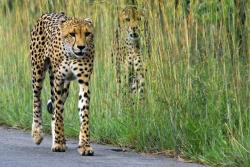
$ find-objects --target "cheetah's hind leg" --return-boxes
[47,81,70,114]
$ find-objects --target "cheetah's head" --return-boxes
[119,6,144,42]
[61,18,94,58]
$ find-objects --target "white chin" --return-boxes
[128,36,139,41]
[74,52,89,58]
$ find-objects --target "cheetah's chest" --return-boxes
[57,61,74,81]
[57,57,93,81]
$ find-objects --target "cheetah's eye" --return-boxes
[125,18,130,22]
[69,32,76,37]
[85,32,91,37]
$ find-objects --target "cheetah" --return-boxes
[112,6,149,97]
[30,12,94,155]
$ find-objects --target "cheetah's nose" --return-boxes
[130,33,139,38]
[77,45,86,50]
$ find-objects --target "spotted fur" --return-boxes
[30,12,94,155]
[112,6,148,96]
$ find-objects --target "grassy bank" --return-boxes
[0,0,249,166]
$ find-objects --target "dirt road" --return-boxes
[0,126,204,167]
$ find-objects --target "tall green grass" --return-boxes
[0,0,249,166]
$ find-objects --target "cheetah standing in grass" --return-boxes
[112,6,150,97]
[30,12,94,155]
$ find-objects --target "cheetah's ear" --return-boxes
[84,18,93,26]
[139,8,145,19]
[59,12,67,23]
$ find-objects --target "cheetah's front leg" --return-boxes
[77,78,94,156]
[31,65,46,145]
[51,78,66,152]
[132,56,145,97]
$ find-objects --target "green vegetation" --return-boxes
[0,0,249,166]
